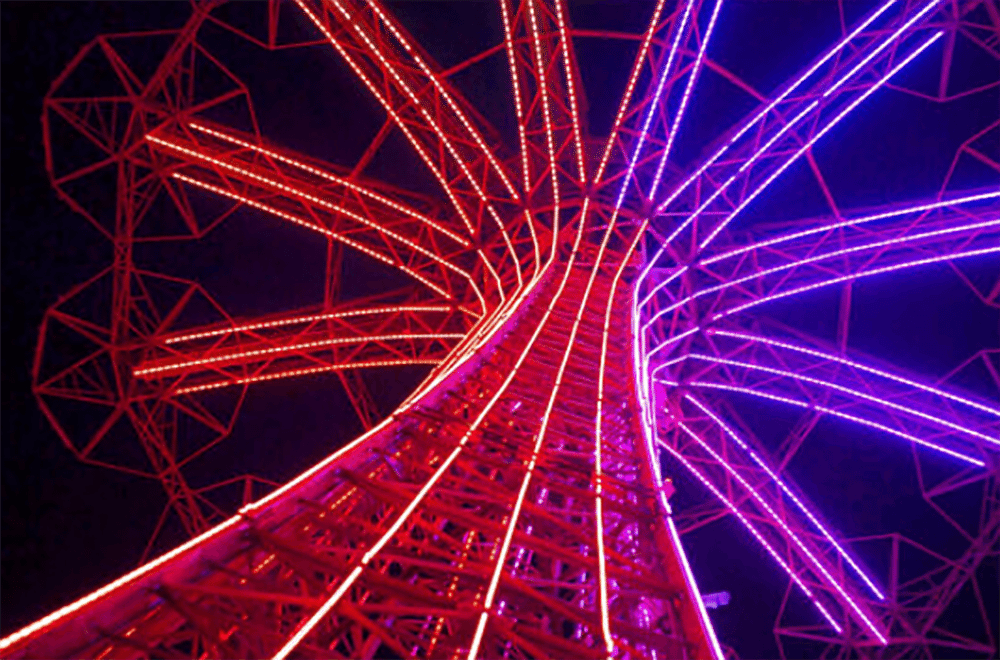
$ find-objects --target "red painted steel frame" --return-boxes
[6,0,998,658]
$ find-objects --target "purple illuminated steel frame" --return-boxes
[633,0,1000,656]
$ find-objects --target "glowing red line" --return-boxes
[551,0,586,182]
[136,333,464,377]
[594,0,669,184]
[1,268,571,653]
[526,0,562,264]
[360,0,521,201]
[290,0,475,245]
[466,192,595,657]
[175,359,441,395]
[163,305,457,345]
[0,517,244,652]
[314,0,524,291]
[497,0,542,275]
[186,122,472,246]
[169,173,452,300]
[150,135,484,309]
[275,202,591,660]
[595,223,659,655]
[499,0,531,194]
[397,253,559,415]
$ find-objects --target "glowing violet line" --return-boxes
[641,16,949,308]
[649,0,729,200]
[672,417,887,642]
[643,215,1000,331]
[658,423,845,634]
[631,309,724,660]
[646,116,998,317]
[642,327,695,397]
[665,514,728,659]
[649,354,688,380]
[628,243,724,659]
[637,0,901,288]
[637,97,821,311]
[701,190,1000,266]
[685,395,886,600]
[685,354,999,446]
[687,381,987,467]
[710,329,1000,419]
[820,0,943,100]
[612,0,702,215]
[696,31,945,250]
[715,245,1000,319]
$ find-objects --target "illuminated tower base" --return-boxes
[1,252,720,659]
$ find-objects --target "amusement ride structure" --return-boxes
[2,0,999,657]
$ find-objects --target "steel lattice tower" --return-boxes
[3,0,998,658]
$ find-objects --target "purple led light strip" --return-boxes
[646,326,700,361]
[685,381,987,467]
[710,329,1000,419]
[684,353,998,446]
[658,420,846,635]
[637,21,946,310]
[643,214,1000,331]
[819,0,943,100]
[664,512,728,660]
[612,0,704,215]
[695,30,945,250]
[701,190,1000,266]
[636,0,910,289]
[637,97,821,310]
[714,245,1000,319]
[612,11,724,660]
[685,394,886,600]
[672,410,887,641]
[646,0,726,201]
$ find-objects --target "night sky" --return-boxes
[2,1,998,658]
